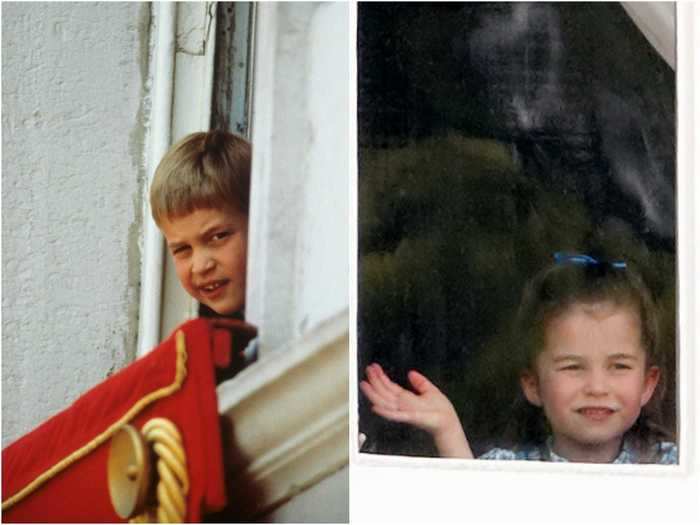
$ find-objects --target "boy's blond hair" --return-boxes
[150,130,251,225]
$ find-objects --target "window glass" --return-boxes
[358,2,676,457]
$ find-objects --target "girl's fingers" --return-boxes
[374,365,405,396]
[407,369,438,395]
[360,380,396,410]
[362,377,422,414]
[366,364,397,399]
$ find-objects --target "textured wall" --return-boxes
[2,3,150,444]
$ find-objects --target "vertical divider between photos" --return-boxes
[348,0,361,466]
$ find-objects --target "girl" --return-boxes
[360,253,678,463]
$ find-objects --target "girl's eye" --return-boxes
[612,363,632,370]
[559,364,582,371]
[172,246,190,256]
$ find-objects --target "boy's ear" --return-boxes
[641,365,661,407]
[520,369,542,407]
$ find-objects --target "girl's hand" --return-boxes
[360,363,474,458]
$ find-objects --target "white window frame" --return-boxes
[351,3,700,523]
[140,3,350,521]
[138,1,216,356]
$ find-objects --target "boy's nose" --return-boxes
[192,252,215,274]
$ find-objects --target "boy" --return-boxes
[3,130,255,521]
[150,130,251,317]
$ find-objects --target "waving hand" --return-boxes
[360,363,474,458]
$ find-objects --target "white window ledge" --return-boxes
[216,309,349,519]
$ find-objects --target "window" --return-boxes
[354,3,699,522]
[357,1,678,460]
[151,3,350,521]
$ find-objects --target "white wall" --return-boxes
[1,2,151,444]
[296,2,350,339]
[241,3,350,521]
[262,466,349,523]
[247,2,349,354]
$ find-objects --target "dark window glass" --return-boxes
[358,2,676,458]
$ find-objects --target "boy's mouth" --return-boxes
[199,279,229,294]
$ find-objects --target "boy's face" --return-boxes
[160,207,248,316]
[520,301,660,462]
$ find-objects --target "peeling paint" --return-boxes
[175,2,210,55]
[124,2,154,363]
[124,207,144,363]
[136,4,152,96]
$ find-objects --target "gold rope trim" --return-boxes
[2,331,188,512]
[130,418,189,523]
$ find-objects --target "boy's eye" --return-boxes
[211,231,231,242]
[172,246,190,256]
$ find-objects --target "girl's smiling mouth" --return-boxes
[576,407,617,421]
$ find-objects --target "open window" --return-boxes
[146,3,349,521]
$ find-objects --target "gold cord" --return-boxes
[130,418,189,523]
[2,331,188,512]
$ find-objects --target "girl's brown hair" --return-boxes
[150,130,251,225]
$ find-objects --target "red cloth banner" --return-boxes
[2,318,256,523]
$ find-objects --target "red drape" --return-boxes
[2,318,255,523]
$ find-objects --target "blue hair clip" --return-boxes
[553,252,627,269]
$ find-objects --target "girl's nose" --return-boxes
[583,369,610,396]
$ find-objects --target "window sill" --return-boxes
[216,310,348,519]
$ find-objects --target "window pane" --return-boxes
[358,2,676,458]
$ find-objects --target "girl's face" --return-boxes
[520,301,660,463]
